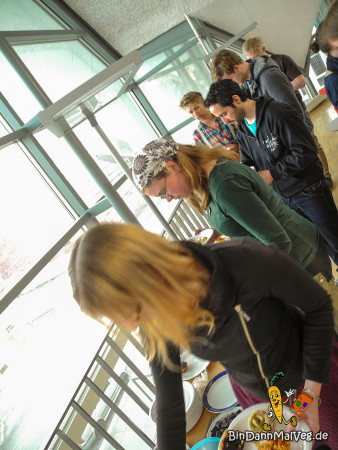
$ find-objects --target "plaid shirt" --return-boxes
[193,117,237,147]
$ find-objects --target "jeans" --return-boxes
[282,177,338,271]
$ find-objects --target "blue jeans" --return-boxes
[282,177,338,271]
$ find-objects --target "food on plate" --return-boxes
[248,409,268,432]
[218,429,245,449]
[197,236,208,245]
[255,439,290,449]
[181,361,188,373]
[215,236,231,243]
[210,409,242,438]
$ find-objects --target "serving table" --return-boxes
[185,361,226,447]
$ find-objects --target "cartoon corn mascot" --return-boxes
[263,372,297,431]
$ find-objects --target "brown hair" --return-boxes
[242,36,265,58]
[323,0,338,44]
[145,144,240,214]
[210,49,244,81]
[180,91,204,109]
[69,223,214,368]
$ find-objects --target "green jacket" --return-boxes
[207,159,318,268]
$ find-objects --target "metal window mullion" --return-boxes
[167,116,194,135]
[105,336,155,393]
[184,14,209,56]
[170,220,186,240]
[180,201,200,227]
[55,429,82,450]
[177,209,195,232]
[203,22,258,62]
[0,212,91,313]
[120,329,145,356]
[71,401,124,450]
[0,94,90,218]
[85,377,154,448]
[173,213,191,237]
[181,201,209,228]
[94,357,150,414]
[0,33,51,108]
[130,86,168,137]
[3,30,83,44]
[134,38,197,84]
[64,131,140,225]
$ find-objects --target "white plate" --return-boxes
[149,381,202,433]
[206,405,243,438]
[228,402,312,449]
[188,228,214,245]
[181,351,210,381]
[202,370,238,413]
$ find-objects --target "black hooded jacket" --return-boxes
[237,95,324,198]
[150,239,333,450]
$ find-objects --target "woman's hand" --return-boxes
[194,228,221,244]
[287,381,321,438]
[226,143,240,153]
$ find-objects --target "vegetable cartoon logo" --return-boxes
[263,372,298,431]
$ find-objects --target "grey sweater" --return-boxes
[243,56,313,133]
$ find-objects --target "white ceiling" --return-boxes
[63,0,321,68]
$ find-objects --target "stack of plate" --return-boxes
[202,370,238,413]
[149,381,203,432]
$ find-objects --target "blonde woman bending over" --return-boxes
[69,223,338,449]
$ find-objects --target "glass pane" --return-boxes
[135,42,188,79]
[0,0,64,31]
[0,52,43,122]
[95,93,159,166]
[0,246,107,450]
[36,129,104,206]
[138,42,211,130]
[117,178,176,234]
[0,144,74,298]
[172,120,198,145]
[14,41,106,102]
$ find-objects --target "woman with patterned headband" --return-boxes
[132,138,333,281]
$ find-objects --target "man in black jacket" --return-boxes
[204,79,338,276]
[242,36,333,190]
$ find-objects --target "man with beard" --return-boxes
[204,79,338,279]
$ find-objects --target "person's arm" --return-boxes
[261,68,309,125]
[291,73,306,91]
[266,105,320,181]
[213,176,293,255]
[150,347,187,450]
[275,54,305,91]
[237,130,257,168]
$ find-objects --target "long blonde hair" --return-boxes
[69,223,214,368]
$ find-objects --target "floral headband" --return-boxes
[132,139,179,191]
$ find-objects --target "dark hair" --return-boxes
[204,79,248,109]
[310,22,330,54]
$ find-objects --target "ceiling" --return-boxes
[63,0,321,68]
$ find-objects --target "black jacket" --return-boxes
[237,95,324,198]
[151,239,333,450]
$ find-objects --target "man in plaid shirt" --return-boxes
[180,91,240,159]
